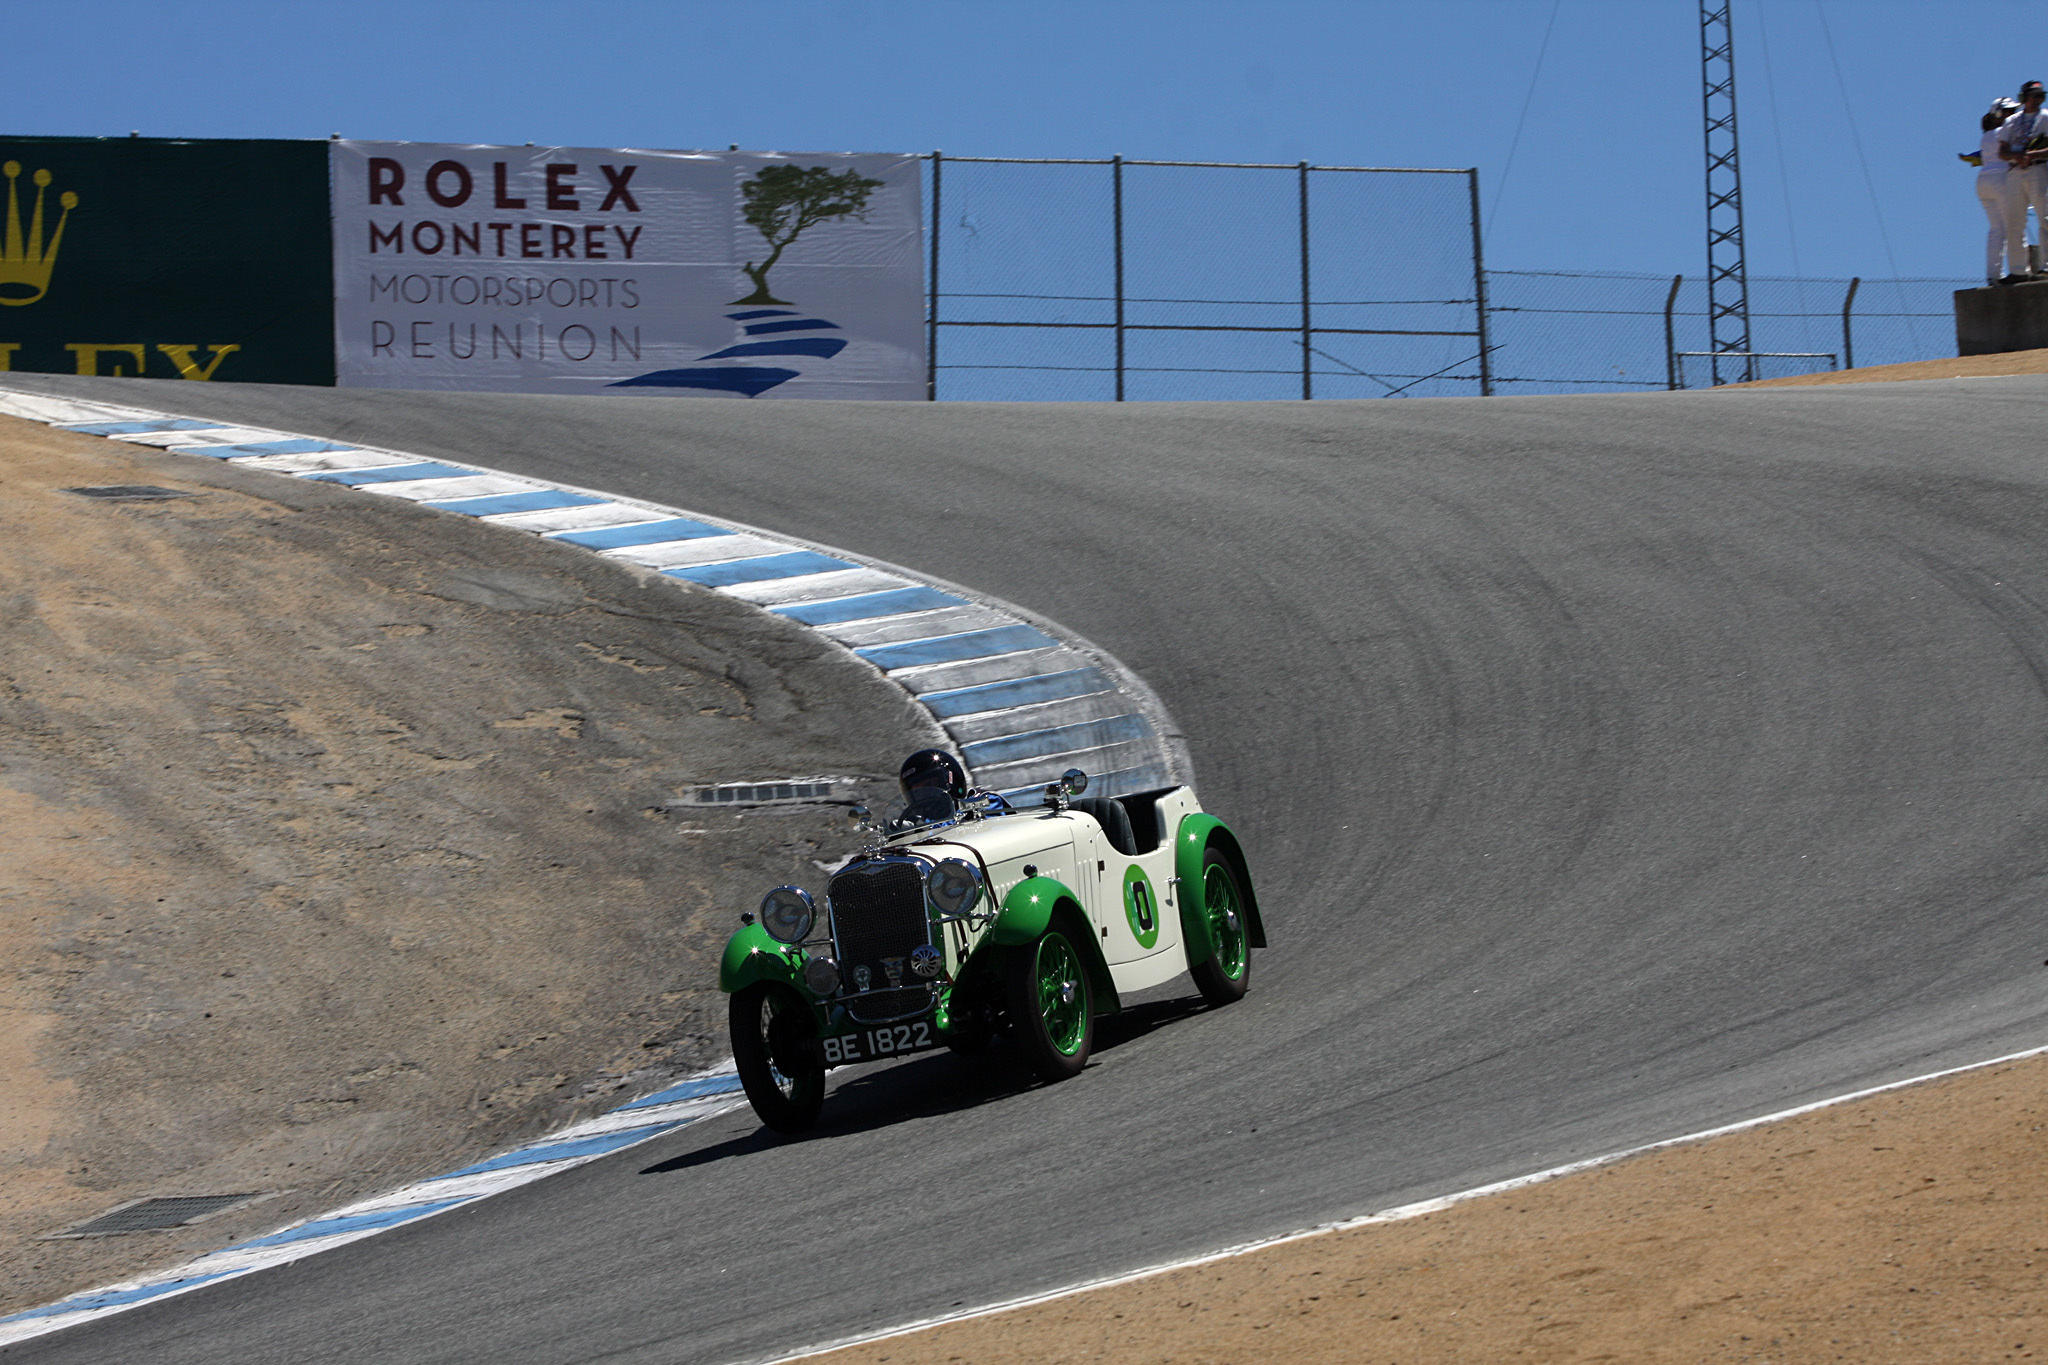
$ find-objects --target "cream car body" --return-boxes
[720,775,1264,1132]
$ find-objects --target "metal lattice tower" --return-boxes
[1700,1,1753,385]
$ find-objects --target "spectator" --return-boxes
[2000,81,2048,283]
[1976,97,2024,284]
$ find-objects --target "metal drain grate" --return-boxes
[49,1193,269,1238]
[62,485,196,501]
[690,779,840,807]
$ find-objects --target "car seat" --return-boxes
[1117,792,1166,855]
[1072,797,1138,856]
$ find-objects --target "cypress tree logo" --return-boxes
[611,163,889,397]
[732,165,885,306]
[0,161,78,307]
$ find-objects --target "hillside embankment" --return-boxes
[0,417,936,1314]
[807,1051,2047,1364]
[1726,345,2048,387]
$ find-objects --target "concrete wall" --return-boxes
[1955,281,2048,355]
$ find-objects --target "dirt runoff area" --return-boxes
[1725,346,2048,388]
[0,416,938,1315]
[806,1052,2046,1365]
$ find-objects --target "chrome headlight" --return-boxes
[925,858,983,917]
[760,886,816,944]
[803,955,841,995]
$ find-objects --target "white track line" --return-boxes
[750,1039,2048,1365]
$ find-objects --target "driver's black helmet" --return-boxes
[899,748,969,801]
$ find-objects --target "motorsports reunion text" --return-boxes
[332,142,927,398]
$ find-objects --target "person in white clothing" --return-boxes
[1977,97,2024,284]
[2000,81,2048,282]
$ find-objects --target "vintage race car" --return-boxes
[718,756,1265,1133]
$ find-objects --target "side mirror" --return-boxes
[1044,769,1089,812]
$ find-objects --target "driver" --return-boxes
[893,749,1007,829]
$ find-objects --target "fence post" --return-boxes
[1664,273,1684,390]
[926,151,941,401]
[1467,168,1492,396]
[1841,276,1859,372]
[1298,161,1312,400]
[1114,155,1126,402]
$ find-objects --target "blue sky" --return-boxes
[11,1,2019,281]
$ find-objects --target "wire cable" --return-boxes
[1485,0,1565,247]
[1753,1,1816,354]
[1811,0,1921,349]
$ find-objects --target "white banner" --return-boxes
[330,141,925,399]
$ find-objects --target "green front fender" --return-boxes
[1175,813,1267,969]
[986,875,1120,1014]
[719,921,806,995]
[989,874,1071,946]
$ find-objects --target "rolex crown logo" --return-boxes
[0,161,78,307]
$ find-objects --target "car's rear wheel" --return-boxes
[1189,846,1252,1006]
[730,982,825,1133]
[1005,923,1093,1082]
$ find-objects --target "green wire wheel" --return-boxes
[1006,923,1094,1081]
[1191,846,1252,1006]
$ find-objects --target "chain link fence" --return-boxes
[1486,270,1963,393]
[917,155,1969,400]
[923,155,1489,401]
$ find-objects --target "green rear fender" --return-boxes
[1175,814,1267,968]
[988,875,1120,1015]
[719,921,806,995]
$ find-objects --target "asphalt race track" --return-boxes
[9,374,2048,1363]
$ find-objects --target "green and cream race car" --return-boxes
[718,749,1265,1133]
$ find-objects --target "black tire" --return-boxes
[1189,846,1253,1007]
[944,985,996,1056]
[1004,922,1094,1082]
[729,982,825,1134]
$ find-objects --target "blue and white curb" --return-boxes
[0,384,1186,1342]
[0,387,1185,801]
[0,1069,748,1345]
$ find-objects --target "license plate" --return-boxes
[821,1019,936,1068]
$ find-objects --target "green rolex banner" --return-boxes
[0,136,334,385]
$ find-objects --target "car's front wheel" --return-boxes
[944,984,997,1056]
[1005,923,1094,1082]
[729,982,825,1133]
[1189,846,1252,1006]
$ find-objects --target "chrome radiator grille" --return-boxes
[828,860,934,1022]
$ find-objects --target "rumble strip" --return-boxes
[0,387,1187,802]
[0,1070,749,1345]
[0,383,1191,1345]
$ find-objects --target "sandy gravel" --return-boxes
[0,417,937,1314]
[1724,346,2048,387]
[803,1052,2045,1364]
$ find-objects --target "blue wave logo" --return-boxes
[609,310,846,398]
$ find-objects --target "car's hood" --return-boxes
[894,809,1083,871]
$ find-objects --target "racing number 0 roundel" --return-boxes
[1123,865,1161,950]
